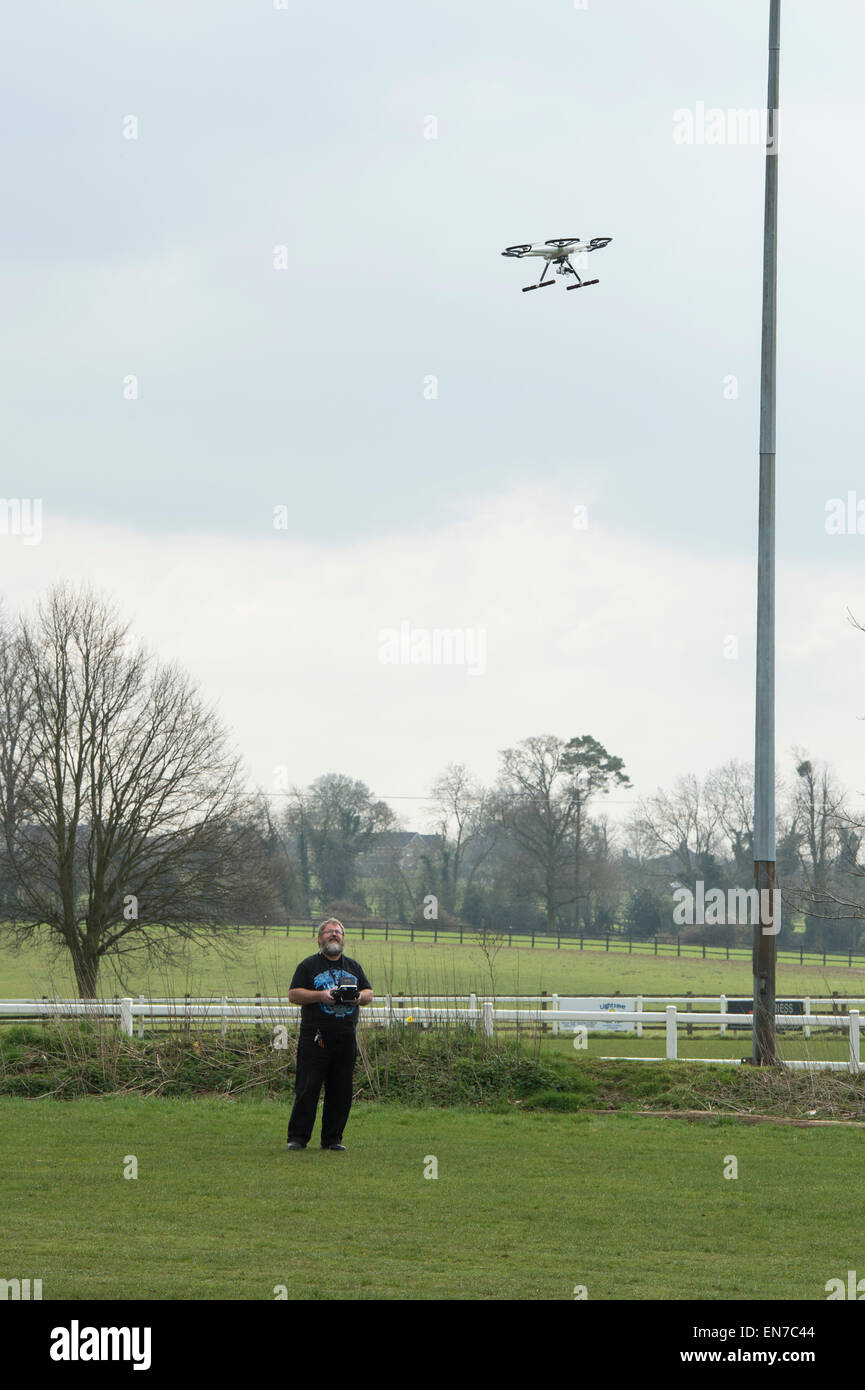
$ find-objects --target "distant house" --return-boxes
[355,831,442,878]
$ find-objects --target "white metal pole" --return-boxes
[753,0,781,1066]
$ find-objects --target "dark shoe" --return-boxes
[322,1143,346,1151]
[285,1141,306,1150]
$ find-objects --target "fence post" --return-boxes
[469,992,477,1030]
[557,933,561,949]
[531,929,535,948]
[434,926,437,944]
[541,990,548,1033]
[686,992,693,1036]
[720,994,727,1038]
[411,925,414,943]
[850,1009,861,1075]
[666,1006,677,1061]
[805,996,811,1041]
[580,935,584,951]
[677,935,681,957]
[460,925,463,945]
[552,994,560,1036]
[362,923,365,941]
[386,923,389,941]
[654,936,658,957]
[482,1001,494,1039]
[138,994,145,1040]
[629,932,632,954]
[636,995,643,1039]
[385,993,392,1029]
[221,996,227,1038]
[120,998,134,1038]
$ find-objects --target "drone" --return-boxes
[501,236,612,293]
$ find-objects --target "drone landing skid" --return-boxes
[566,279,600,291]
[522,281,555,292]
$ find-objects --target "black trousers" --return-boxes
[287,1033,357,1147]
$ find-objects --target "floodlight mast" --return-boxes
[753,0,781,1066]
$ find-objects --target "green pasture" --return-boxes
[4,930,865,1067]
[3,929,865,1002]
[1,1095,863,1300]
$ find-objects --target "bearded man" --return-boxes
[285,918,373,1151]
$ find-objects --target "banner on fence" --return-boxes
[559,998,636,1034]
[726,998,805,1029]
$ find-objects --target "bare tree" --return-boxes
[286,773,395,906]
[705,760,754,881]
[579,815,623,931]
[0,610,32,916]
[784,753,850,949]
[423,764,499,917]
[493,735,584,933]
[561,734,630,930]
[631,773,722,889]
[1,586,277,997]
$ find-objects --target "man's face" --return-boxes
[320,923,344,957]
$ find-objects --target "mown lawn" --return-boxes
[1,1096,863,1300]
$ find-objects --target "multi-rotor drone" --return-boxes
[501,236,612,292]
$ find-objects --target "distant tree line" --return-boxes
[2,584,865,997]
[267,746,865,958]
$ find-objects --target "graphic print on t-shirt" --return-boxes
[314,966,359,1018]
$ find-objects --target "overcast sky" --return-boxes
[2,0,865,831]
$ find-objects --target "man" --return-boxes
[285,918,373,1151]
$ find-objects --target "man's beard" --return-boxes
[323,940,342,956]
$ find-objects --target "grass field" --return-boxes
[4,929,865,1001]
[1,1095,861,1301]
[4,933,865,1304]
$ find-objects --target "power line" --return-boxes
[249,789,639,804]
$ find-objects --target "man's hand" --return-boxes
[288,987,336,1005]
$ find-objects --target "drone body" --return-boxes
[501,236,612,292]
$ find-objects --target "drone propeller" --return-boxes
[502,244,533,257]
[587,237,612,250]
[544,238,580,248]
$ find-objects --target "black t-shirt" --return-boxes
[290,953,372,1039]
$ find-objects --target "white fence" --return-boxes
[1,995,863,1072]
